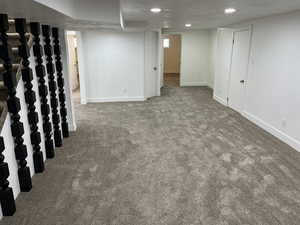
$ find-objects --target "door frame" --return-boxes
[157,29,163,95]
[227,25,253,113]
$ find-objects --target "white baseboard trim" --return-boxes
[69,122,77,132]
[207,84,214,90]
[80,99,87,105]
[87,96,146,103]
[180,82,208,87]
[242,111,300,152]
[213,95,227,106]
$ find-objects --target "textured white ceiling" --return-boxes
[34,0,121,24]
[0,0,71,25]
[121,0,300,29]
[1,0,300,30]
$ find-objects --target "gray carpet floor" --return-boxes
[1,84,300,225]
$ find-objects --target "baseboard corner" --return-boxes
[213,95,227,106]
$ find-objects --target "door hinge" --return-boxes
[227,97,229,103]
[233,39,235,45]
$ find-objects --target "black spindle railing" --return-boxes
[15,18,44,173]
[0,136,16,216]
[52,27,69,138]
[0,14,32,192]
[30,22,55,158]
[41,25,62,147]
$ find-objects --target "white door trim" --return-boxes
[75,31,88,105]
[157,29,163,96]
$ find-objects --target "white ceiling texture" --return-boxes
[1,0,300,30]
[121,0,300,30]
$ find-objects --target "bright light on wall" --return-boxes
[163,38,170,48]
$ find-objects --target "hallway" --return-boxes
[1,85,300,225]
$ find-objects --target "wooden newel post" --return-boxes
[41,25,62,147]
[0,136,16,216]
[0,14,32,192]
[52,27,69,138]
[15,18,44,173]
[30,22,55,158]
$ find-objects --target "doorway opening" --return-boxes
[66,31,81,102]
[163,34,181,87]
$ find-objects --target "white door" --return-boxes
[214,28,234,102]
[228,29,251,112]
[145,31,159,98]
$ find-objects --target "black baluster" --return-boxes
[52,27,69,138]
[30,22,55,159]
[15,18,44,173]
[41,25,62,147]
[0,14,32,192]
[0,137,16,216]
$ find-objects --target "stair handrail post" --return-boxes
[0,136,16,216]
[30,22,55,158]
[0,14,32,192]
[52,27,69,138]
[41,25,62,147]
[15,18,45,173]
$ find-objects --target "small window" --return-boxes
[163,38,170,48]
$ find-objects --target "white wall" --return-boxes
[180,30,211,86]
[208,30,218,89]
[214,11,300,151]
[78,30,146,102]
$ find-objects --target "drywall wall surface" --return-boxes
[208,29,218,89]
[79,30,145,102]
[180,30,211,86]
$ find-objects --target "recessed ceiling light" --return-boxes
[225,8,236,14]
[185,23,192,27]
[150,8,162,13]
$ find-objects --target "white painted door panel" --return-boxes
[145,31,159,98]
[228,29,251,112]
[214,29,234,103]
